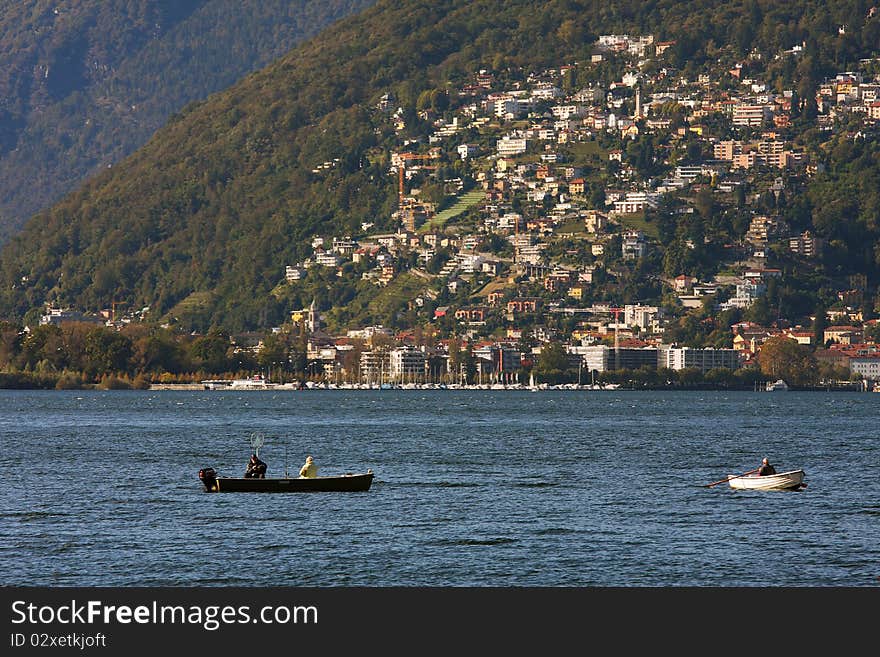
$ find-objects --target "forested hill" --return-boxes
[0,0,879,332]
[0,0,375,244]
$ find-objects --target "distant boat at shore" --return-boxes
[766,379,789,391]
[230,375,275,390]
[202,375,295,390]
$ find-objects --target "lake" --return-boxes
[1,389,877,586]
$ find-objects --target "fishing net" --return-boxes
[249,432,266,456]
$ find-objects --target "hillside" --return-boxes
[0,0,879,336]
[0,0,375,244]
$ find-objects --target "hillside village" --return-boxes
[264,31,880,386]
[15,28,880,388]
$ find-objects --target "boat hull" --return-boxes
[200,471,373,492]
[728,469,805,491]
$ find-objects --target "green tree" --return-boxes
[535,342,568,378]
[734,366,765,389]
[134,331,186,375]
[190,331,232,374]
[447,335,462,383]
[20,324,65,371]
[705,367,736,388]
[757,336,818,386]
[83,328,134,378]
[677,367,704,387]
[812,304,828,348]
[257,333,290,370]
[0,320,22,369]
[463,343,477,384]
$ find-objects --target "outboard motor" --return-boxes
[198,467,218,492]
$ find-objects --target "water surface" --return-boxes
[1,389,877,586]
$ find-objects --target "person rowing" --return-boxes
[757,457,776,476]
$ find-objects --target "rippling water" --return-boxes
[1,389,877,586]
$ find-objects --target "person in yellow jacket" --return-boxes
[299,455,318,478]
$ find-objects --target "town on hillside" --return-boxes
[9,28,880,390]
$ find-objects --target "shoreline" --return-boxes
[0,381,871,392]
[145,383,869,392]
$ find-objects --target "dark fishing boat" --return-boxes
[198,467,374,492]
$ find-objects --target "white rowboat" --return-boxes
[728,469,806,491]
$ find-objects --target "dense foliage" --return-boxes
[0,0,375,243]
[0,317,289,387]
[0,0,878,333]
[0,317,818,389]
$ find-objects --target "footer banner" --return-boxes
[1,587,873,651]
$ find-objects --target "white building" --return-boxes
[497,212,522,231]
[732,104,770,127]
[347,325,393,340]
[660,346,742,372]
[496,136,528,157]
[850,355,880,381]
[332,237,357,255]
[39,307,104,326]
[458,143,479,159]
[456,254,485,274]
[492,95,532,119]
[611,192,659,215]
[389,346,427,381]
[551,104,588,120]
[624,304,664,332]
[621,231,648,259]
[315,252,341,267]
[622,71,640,87]
[531,84,563,100]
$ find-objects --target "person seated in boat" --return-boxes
[757,457,776,476]
[244,453,267,478]
[299,455,318,478]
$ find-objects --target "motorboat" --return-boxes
[229,375,275,390]
[199,467,374,492]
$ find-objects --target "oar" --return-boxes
[703,468,760,488]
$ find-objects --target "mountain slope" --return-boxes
[0,0,878,332]
[0,0,375,244]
